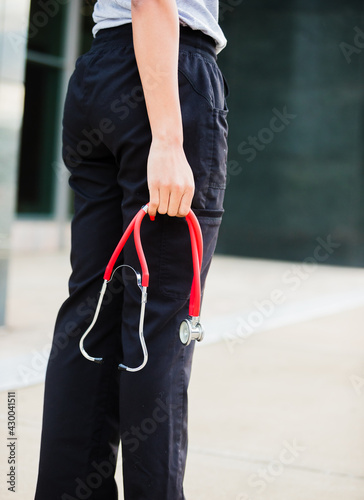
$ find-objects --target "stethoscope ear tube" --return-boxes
[104,205,149,286]
[79,204,204,370]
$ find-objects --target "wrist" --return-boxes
[151,131,183,148]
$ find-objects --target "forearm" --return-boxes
[131,0,182,144]
[131,0,194,218]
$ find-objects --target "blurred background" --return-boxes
[1,1,364,499]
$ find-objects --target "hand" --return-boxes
[147,137,195,218]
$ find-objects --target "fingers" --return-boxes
[148,183,159,219]
[167,184,183,217]
[156,185,171,215]
[146,141,195,218]
[177,188,194,217]
[148,185,194,218]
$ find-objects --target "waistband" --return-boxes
[93,23,217,62]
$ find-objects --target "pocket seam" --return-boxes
[178,67,213,109]
[178,51,228,113]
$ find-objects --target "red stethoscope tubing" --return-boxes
[103,204,203,317]
[103,209,149,284]
[186,211,203,317]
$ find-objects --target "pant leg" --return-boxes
[34,50,126,500]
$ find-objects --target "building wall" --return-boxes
[0,0,30,323]
[217,0,364,266]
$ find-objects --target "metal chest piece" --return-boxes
[179,316,204,346]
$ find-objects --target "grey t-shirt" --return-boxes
[92,0,227,53]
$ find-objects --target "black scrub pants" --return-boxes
[34,23,228,500]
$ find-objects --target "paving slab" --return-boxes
[186,307,364,499]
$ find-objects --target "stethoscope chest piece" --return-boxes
[179,317,204,346]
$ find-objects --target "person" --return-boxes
[34,1,228,499]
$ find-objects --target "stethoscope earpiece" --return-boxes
[79,204,204,372]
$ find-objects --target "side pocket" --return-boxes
[177,50,228,209]
[194,209,224,295]
[158,210,224,300]
[200,108,228,212]
[209,108,228,190]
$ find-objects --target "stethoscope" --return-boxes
[79,204,204,372]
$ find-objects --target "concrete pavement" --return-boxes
[0,249,364,499]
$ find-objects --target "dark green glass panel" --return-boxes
[217,0,364,266]
[27,0,67,57]
[17,1,92,215]
[17,61,61,214]
[80,1,95,54]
